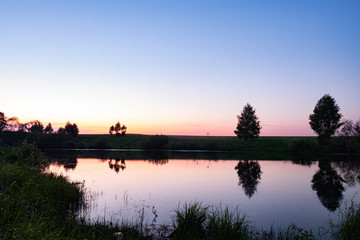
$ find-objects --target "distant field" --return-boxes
[1,131,359,154]
[74,134,318,152]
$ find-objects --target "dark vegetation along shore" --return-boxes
[1,132,360,156]
[0,141,360,239]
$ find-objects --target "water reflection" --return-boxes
[44,150,360,215]
[235,160,262,198]
[311,161,345,211]
[144,151,169,165]
[291,153,315,167]
[47,155,78,170]
[109,159,126,173]
[332,160,360,187]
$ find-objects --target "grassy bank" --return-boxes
[0,143,143,240]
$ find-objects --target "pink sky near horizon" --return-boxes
[24,119,314,136]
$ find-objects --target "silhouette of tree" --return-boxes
[0,112,19,132]
[121,124,127,136]
[355,121,360,136]
[0,112,6,132]
[57,127,66,135]
[309,94,342,144]
[109,125,115,135]
[28,120,44,133]
[18,123,29,132]
[44,123,54,134]
[235,160,262,198]
[113,121,127,136]
[234,103,261,140]
[114,121,121,136]
[65,121,79,137]
[311,162,345,211]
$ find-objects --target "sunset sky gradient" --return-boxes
[1,0,359,136]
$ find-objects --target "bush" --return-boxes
[4,141,46,169]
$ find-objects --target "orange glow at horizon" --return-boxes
[14,116,315,136]
[78,123,315,136]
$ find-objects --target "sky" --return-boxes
[1,0,359,136]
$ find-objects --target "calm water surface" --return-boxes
[46,151,360,234]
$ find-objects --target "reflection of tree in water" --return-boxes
[145,151,169,165]
[48,156,78,170]
[332,160,360,187]
[63,157,78,170]
[291,153,315,167]
[147,159,169,165]
[235,160,262,198]
[311,162,345,211]
[108,159,126,173]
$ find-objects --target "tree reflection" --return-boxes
[63,156,78,170]
[332,160,360,187]
[147,159,169,165]
[108,159,126,173]
[311,162,345,211]
[291,152,315,167]
[235,160,262,198]
[48,156,78,170]
[145,151,169,165]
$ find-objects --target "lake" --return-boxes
[45,150,360,236]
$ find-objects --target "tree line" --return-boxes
[0,113,79,137]
[234,94,360,144]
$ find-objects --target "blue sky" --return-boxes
[1,0,359,135]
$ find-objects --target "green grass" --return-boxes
[174,202,209,239]
[0,143,144,240]
[207,205,250,240]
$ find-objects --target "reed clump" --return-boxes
[329,201,360,240]
[173,202,209,239]
[172,202,318,240]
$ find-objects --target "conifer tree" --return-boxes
[234,103,261,140]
